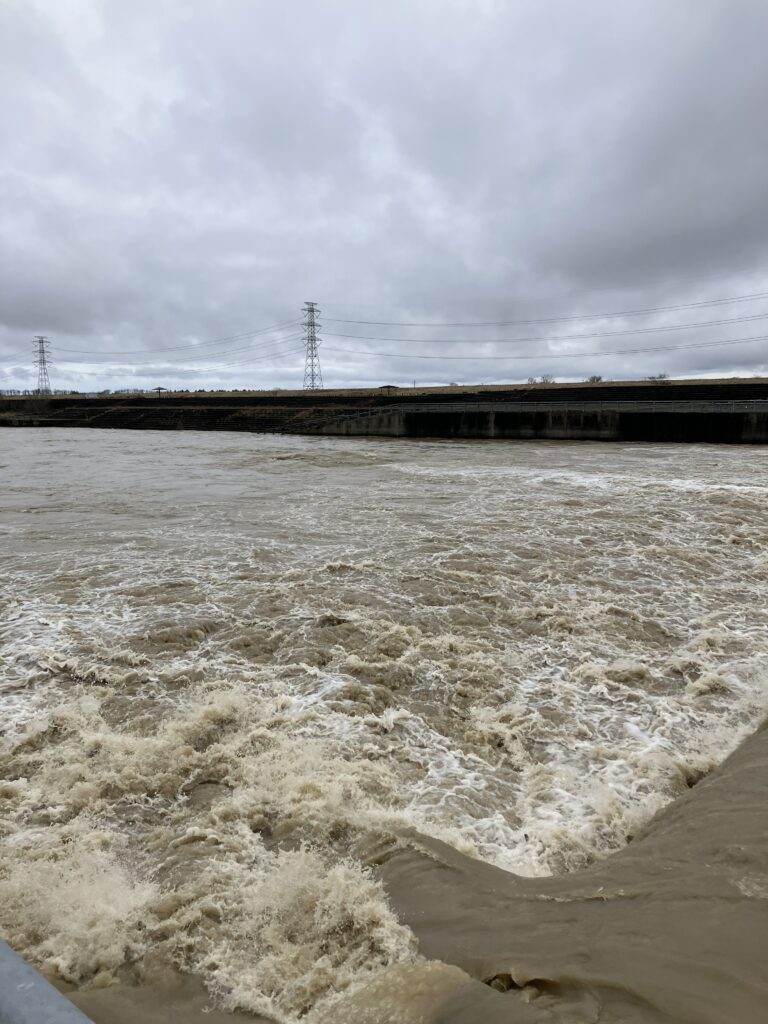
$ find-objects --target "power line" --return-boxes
[321,310,768,346]
[324,289,768,327]
[55,332,304,368]
[3,349,34,362]
[322,332,768,361]
[54,345,306,379]
[134,332,304,365]
[6,289,768,388]
[53,317,302,356]
[57,341,304,375]
[210,344,305,370]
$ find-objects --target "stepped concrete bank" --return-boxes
[2,379,768,442]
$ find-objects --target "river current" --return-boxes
[1,429,767,1021]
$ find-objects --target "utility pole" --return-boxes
[33,336,52,395]
[302,301,323,390]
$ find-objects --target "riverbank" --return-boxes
[2,378,767,442]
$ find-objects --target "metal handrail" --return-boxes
[0,939,94,1023]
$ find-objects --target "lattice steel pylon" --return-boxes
[33,335,52,395]
[302,301,323,390]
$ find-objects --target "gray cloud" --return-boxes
[2,0,767,392]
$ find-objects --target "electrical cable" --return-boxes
[53,317,302,356]
[55,341,305,378]
[322,311,768,346]
[324,289,768,327]
[322,333,768,361]
[56,335,304,370]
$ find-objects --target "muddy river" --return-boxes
[1,429,766,1022]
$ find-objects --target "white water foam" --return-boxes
[1,430,767,1019]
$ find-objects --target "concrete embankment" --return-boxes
[343,719,768,1024]
[2,379,767,442]
[316,402,768,443]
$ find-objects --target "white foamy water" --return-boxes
[1,429,767,1020]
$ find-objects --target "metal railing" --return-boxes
[0,940,93,1023]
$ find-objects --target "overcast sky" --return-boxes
[2,0,768,392]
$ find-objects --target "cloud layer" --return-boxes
[2,0,768,391]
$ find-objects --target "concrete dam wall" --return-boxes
[316,402,768,444]
[2,386,767,443]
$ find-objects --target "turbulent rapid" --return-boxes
[1,429,767,1022]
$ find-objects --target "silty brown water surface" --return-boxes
[0,429,766,1021]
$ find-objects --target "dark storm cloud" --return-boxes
[1,0,767,392]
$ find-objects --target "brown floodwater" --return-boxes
[1,428,766,1022]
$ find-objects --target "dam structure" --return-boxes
[2,378,768,443]
[303,397,768,443]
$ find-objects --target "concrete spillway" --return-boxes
[309,400,768,444]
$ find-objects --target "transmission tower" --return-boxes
[33,336,52,395]
[302,301,323,390]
